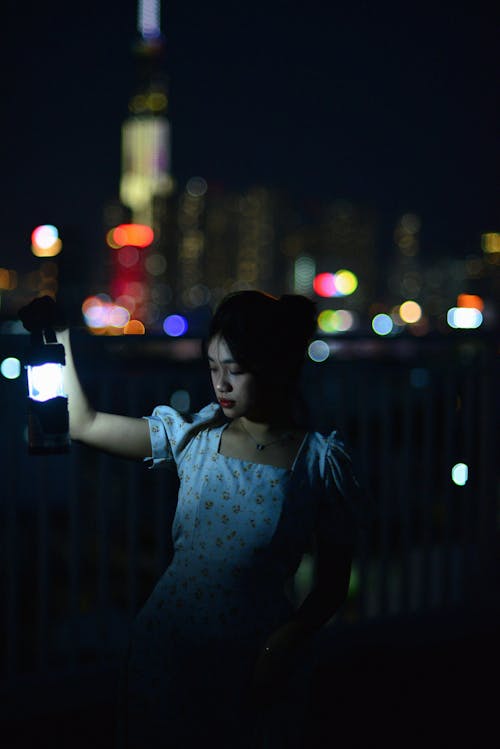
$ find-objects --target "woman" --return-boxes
[20,291,362,748]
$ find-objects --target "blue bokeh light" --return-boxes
[163,314,188,337]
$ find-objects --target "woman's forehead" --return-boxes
[207,335,235,362]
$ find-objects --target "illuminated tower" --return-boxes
[120,1,173,226]
[101,1,176,332]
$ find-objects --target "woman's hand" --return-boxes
[250,620,308,707]
[18,295,66,333]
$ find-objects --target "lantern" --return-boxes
[25,327,69,454]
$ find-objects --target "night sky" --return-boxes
[2,0,497,271]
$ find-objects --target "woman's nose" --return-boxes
[216,374,231,392]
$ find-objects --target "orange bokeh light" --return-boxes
[111,224,154,249]
[457,294,484,311]
[124,320,146,335]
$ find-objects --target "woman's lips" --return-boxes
[219,399,235,408]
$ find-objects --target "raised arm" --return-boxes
[55,328,151,460]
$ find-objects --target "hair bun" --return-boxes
[278,294,317,342]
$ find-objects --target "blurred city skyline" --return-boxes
[2,0,496,269]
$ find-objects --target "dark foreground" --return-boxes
[2,603,498,748]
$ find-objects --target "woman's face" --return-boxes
[207,335,259,418]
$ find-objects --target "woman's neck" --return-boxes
[237,402,297,438]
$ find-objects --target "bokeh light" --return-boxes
[124,320,146,335]
[117,246,140,268]
[318,309,354,333]
[334,269,358,296]
[31,225,62,257]
[451,463,468,486]
[294,256,316,294]
[1,357,21,379]
[108,306,131,328]
[82,296,109,328]
[145,253,167,275]
[81,296,133,332]
[447,307,483,329]
[308,340,330,362]
[0,268,17,290]
[111,224,154,248]
[372,313,393,336]
[457,294,484,311]
[163,315,188,337]
[313,273,337,297]
[186,177,208,197]
[115,294,136,313]
[399,300,422,324]
[400,213,421,233]
[318,310,337,333]
[170,389,191,413]
[481,232,500,254]
[106,229,120,249]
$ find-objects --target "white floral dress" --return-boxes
[120,403,360,748]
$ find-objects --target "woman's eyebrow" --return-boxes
[207,355,237,364]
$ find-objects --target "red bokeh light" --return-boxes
[313,273,337,297]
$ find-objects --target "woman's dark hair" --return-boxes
[206,290,317,385]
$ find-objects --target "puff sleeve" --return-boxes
[318,431,365,545]
[143,402,223,469]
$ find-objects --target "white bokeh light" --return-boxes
[451,463,468,486]
[1,357,21,379]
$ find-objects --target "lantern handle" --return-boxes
[43,327,57,344]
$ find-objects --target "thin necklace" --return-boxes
[238,419,294,451]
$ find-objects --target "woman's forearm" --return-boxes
[54,329,151,458]
[55,328,97,440]
[291,583,348,637]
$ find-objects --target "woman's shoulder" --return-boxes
[145,402,225,467]
[149,401,226,441]
[151,401,221,426]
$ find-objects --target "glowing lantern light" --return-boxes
[451,463,468,486]
[31,225,62,257]
[24,328,69,454]
[399,300,422,324]
[313,273,337,297]
[447,308,483,329]
[457,294,484,312]
[334,270,358,296]
[372,314,393,336]
[111,224,154,248]
[163,315,188,337]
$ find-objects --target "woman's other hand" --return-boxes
[250,620,307,707]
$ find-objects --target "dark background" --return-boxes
[2,0,497,271]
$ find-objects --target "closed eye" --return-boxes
[209,366,244,375]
